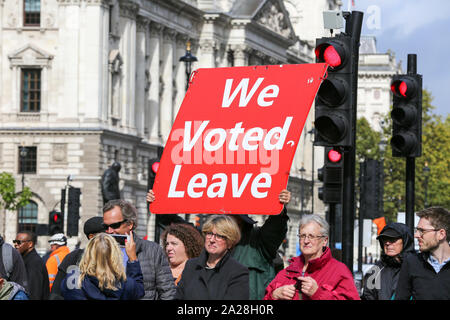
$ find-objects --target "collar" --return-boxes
[287,247,332,274]
[196,249,232,271]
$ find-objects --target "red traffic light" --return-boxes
[151,161,160,173]
[390,78,417,98]
[53,214,59,222]
[315,41,347,68]
[327,149,342,163]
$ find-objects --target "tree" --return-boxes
[0,172,32,236]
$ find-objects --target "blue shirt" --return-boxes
[121,247,129,269]
[427,254,450,273]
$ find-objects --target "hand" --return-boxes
[278,189,291,205]
[125,231,137,262]
[297,276,318,297]
[271,284,296,300]
[146,189,155,203]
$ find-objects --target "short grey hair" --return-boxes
[102,199,138,230]
[298,214,329,238]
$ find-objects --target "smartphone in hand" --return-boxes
[111,234,127,247]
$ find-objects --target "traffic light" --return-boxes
[67,187,81,237]
[361,159,383,219]
[318,147,343,203]
[194,215,204,229]
[314,34,356,147]
[147,158,160,191]
[390,74,422,157]
[49,211,63,235]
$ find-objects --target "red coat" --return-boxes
[264,247,360,300]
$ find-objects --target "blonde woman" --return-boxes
[175,215,249,300]
[61,232,144,300]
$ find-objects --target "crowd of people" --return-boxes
[0,193,448,300]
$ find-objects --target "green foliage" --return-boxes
[356,89,450,222]
[0,172,32,211]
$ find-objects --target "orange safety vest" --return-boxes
[46,245,70,291]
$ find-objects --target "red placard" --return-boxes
[150,63,327,215]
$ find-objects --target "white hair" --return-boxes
[298,214,329,237]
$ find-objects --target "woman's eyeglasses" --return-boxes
[297,234,325,241]
[204,231,227,241]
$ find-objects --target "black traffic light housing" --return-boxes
[360,159,383,219]
[390,74,422,157]
[318,147,343,203]
[67,187,81,237]
[49,210,64,235]
[147,158,160,191]
[314,34,356,147]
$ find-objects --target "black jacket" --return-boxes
[395,251,450,300]
[361,223,415,300]
[176,249,249,300]
[0,236,28,290]
[22,249,50,300]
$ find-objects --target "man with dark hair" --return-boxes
[0,235,28,291]
[103,199,176,300]
[49,216,106,299]
[14,230,49,300]
[396,207,450,300]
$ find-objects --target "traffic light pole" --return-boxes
[405,54,417,236]
[341,11,363,272]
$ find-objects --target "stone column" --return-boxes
[147,22,162,144]
[198,39,216,68]
[233,44,248,67]
[135,16,149,138]
[174,34,188,119]
[160,27,176,142]
[118,1,138,132]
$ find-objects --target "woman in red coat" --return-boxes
[264,214,360,300]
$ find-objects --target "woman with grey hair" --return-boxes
[175,215,249,300]
[264,214,360,300]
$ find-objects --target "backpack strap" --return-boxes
[2,243,14,280]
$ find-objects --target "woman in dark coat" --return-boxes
[61,232,144,300]
[176,215,249,300]
[361,222,415,300]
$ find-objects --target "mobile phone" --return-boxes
[294,279,303,290]
[111,234,127,246]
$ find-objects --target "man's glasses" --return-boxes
[414,227,440,237]
[13,240,31,245]
[297,234,325,241]
[204,231,227,241]
[102,219,127,230]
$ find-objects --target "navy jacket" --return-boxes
[61,260,145,300]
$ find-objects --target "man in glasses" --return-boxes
[103,199,176,300]
[396,207,450,299]
[14,230,49,300]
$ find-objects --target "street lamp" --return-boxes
[19,146,28,191]
[179,41,197,92]
[423,162,430,208]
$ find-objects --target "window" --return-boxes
[18,201,38,233]
[21,69,41,112]
[24,0,40,26]
[18,146,37,174]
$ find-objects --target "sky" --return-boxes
[348,0,450,117]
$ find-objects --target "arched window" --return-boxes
[18,200,38,232]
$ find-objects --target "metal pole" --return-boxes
[342,11,363,272]
[405,54,417,235]
[328,203,336,249]
[358,162,365,273]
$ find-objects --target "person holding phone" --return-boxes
[60,232,144,300]
[102,199,176,300]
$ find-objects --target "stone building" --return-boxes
[0,0,344,258]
